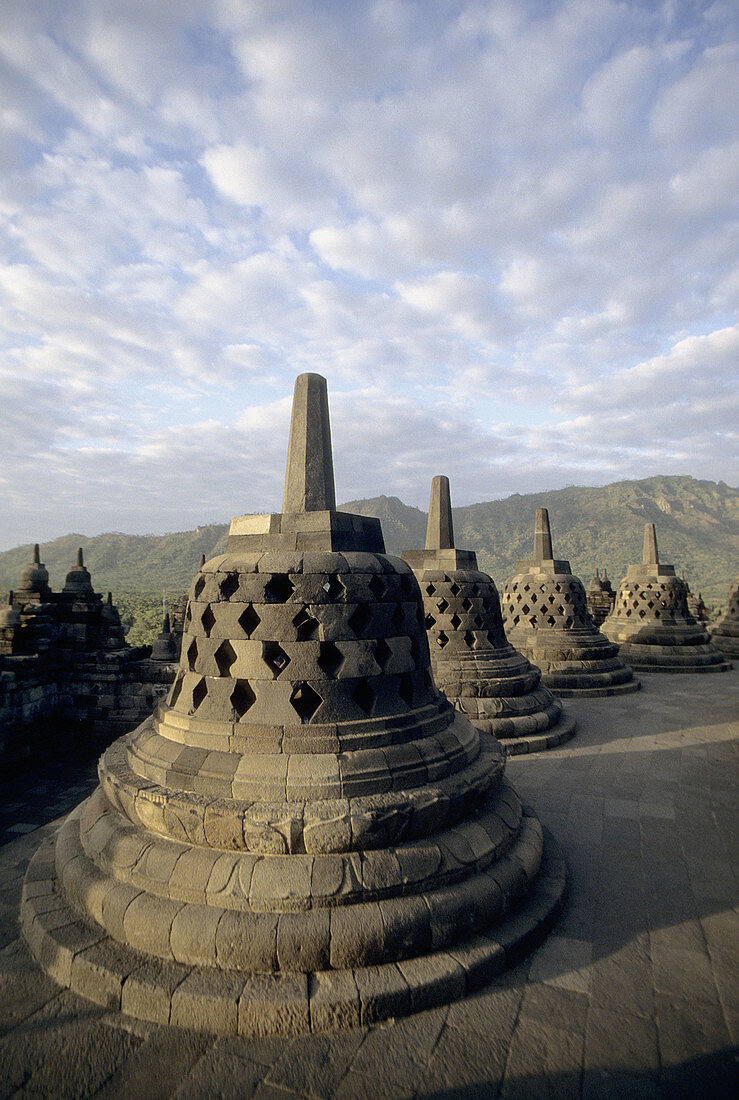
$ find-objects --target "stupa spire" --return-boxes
[33,544,40,564]
[425,475,454,550]
[282,373,336,514]
[533,508,553,561]
[642,523,659,565]
[77,547,84,567]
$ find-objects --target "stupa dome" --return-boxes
[17,544,50,597]
[710,576,739,658]
[150,612,178,662]
[0,591,21,629]
[22,374,565,1035]
[403,476,575,754]
[501,509,639,696]
[63,548,94,594]
[602,525,731,672]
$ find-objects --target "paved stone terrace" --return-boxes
[0,670,737,1098]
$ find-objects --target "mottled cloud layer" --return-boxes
[0,0,737,548]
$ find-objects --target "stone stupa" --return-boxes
[710,577,739,658]
[402,476,576,754]
[22,374,565,1036]
[602,524,731,673]
[501,509,639,696]
[586,569,615,629]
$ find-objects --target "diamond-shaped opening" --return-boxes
[523,583,531,592]
[215,639,237,677]
[374,637,391,670]
[521,603,530,615]
[461,597,472,612]
[425,583,436,596]
[219,573,239,599]
[401,575,415,596]
[473,614,483,627]
[530,594,538,604]
[471,584,479,595]
[185,604,192,624]
[486,630,498,645]
[437,597,449,613]
[464,630,476,649]
[262,641,290,677]
[187,639,198,671]
[322,575,345,599]
[546,614,556,626]
[238,603,261,638]
[191,678,207,711]
[290,682,322,723]
[169,673,184,707]
[410,636,421,666]
[348,603,371,635]
[392,603,405,630]
[352,677,375,716]
[293,606,319,641]
[450,613,461,631]
[317,640,344,678]
[639,609,646,618]
[425,613,436,630]
[194,576,206,599]
[231,678,255,719]
[436,631,449,648]
[655,609,661,618]
[201,605,215,637]
[264,573,294,603]
[368,575,385,599]
[398,672,414,708]
[449,582,460,596]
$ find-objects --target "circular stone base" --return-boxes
[629,661,733,674]
[20,826,566,1035]
[496,715,577,756]
[709,636,739,658]
[546,679,642,699]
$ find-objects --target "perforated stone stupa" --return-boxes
[21,374,565,1036]
[602,525,731,673]
[402,477,575,754]
[501,509,639,697]
[710,577,739,658]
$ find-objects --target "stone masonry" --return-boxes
[710,576,739,658]
[602,524,732,673]
[20,374,566,1036]
[403,476,576,754]
[501,510,639,697]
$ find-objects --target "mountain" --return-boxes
[0,478,736,622]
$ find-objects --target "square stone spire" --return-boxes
[403,475,477,572]
[625,522,675,579]
[514,507,571,574]
[227,373,384,553]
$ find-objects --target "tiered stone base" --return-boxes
[21,766,566,1033]
[435,647,576,755]
[616,642,732,673]
[709,632,739,660]
[506,630,640,698]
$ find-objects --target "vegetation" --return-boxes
[0,478,736,623]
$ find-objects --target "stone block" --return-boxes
[250,855,313,910]
[101,882,142,942]
[203,799,245,850]
[215,908,278,972]
[354,961,411,1025]
[122,892,183,959]
[286,753,342,800]
[309,968,361,1032]
[303,801,352,854]
[170,967,245,1034]
[397,951,466,1013]
[71,937,140,1010]
[238,972,310,1036]
[167,845,218,903]
[311,851,362,903]
[277,909,331,972]
[205,851,255,904]
[378,894,432,960]
[170,902,223,966]
[121,957,191,1025]
[330,900,384,968]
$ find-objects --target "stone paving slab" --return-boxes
[0,669,737,1097]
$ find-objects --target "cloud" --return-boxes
[0,0,736,550]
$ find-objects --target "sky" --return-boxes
[0,0,737,550]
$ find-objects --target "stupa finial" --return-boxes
[77,547,84,567]
[642,523,659,566]
[33,544,40,564]
[282,373,336,514]
[200,554,206,568]
[533,508,553,561]
[425,475,454,551]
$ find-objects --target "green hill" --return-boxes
[0,476,736,643]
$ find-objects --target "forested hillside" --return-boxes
[1,476,736,643]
